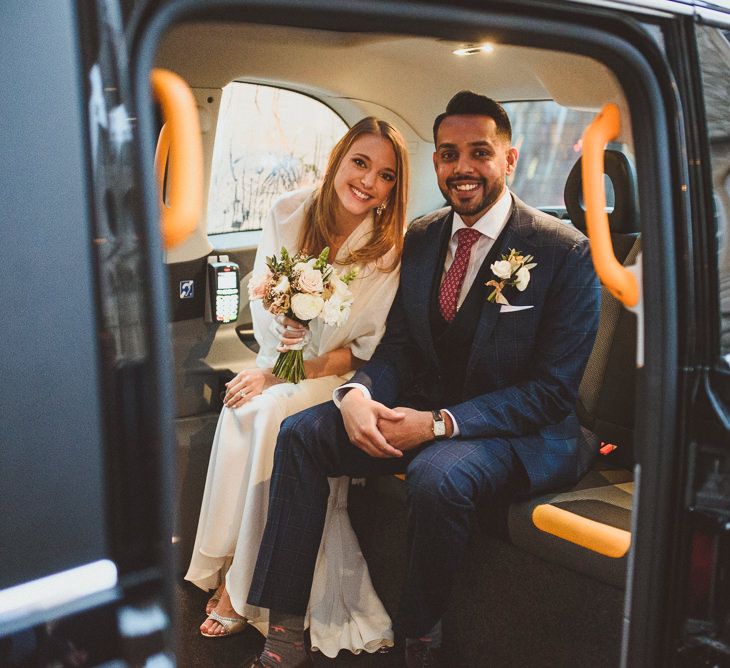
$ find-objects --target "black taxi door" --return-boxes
[0,2,176,664]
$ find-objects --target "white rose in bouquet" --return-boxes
[297,267,324,294]
[322,295,352,327]
[291,293,325,321]
[322,274,354,326]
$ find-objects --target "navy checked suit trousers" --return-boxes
[246,399,527,638]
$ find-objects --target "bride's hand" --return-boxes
[272,314,310,352]
[223,368,275,408]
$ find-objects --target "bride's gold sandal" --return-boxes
[200,610,247,638]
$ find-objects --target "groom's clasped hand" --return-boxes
[341,391,435,456]
[378,406,436,450]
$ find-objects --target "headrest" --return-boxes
[563,149,639,235]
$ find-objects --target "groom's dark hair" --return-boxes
[433,90,512,145]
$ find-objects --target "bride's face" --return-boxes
[333,134,397,222]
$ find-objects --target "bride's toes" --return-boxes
[200,611,247,638]
[201,618,223,635]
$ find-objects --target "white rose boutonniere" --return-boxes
[486,248,537,306]
[491,260,513,280]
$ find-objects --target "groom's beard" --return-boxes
[441,176,505,219]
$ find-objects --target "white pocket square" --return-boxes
[499,304,534,313]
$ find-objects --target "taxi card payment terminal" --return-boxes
[205,255,240,323]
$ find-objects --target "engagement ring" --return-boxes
[238,390,247,399]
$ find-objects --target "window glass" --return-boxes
[695,26,730,362]
[207,83,348,234]
[502,101,598,209]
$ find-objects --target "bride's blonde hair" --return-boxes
[299,117,409,272]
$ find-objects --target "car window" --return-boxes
[206,83,348,235]
[502,101,599,210]
[695,25,730,363]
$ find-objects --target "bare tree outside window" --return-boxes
[207,83,348,234]
[503,101,598,209]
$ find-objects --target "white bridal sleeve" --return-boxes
[250,205,282,368]
[346,252,400,362]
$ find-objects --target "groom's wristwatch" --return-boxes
[431,410,447,440]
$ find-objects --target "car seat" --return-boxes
[507,149,641,588]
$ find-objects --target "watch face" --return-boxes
[433,419,446,437]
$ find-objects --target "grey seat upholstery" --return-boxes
[508,150,640,588]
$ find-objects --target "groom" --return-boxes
[245,91,601,667]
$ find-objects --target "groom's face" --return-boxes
[433,114,518,225]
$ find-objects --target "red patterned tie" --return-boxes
[439,227,482,322]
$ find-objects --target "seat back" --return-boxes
[564,149,640,468]
[504,151,641,584]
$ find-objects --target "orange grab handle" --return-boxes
[581,103,639,307]
[150,68,203,249]
[532,504,631,558]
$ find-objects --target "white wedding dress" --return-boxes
[185,188,400,657]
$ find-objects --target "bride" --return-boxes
[184,116,409,657]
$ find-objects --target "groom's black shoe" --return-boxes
[405,641,441,668]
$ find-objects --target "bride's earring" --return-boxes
[376,201,387,216]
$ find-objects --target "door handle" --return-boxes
[151,68,203,249]
[235,325,260,353]
[581,103,639,307]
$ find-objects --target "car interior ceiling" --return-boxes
[154,21,633,262]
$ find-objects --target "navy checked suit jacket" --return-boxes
[350,195,602,494]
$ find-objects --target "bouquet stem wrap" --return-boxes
[272,348,306,383]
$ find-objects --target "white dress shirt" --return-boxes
[335,189,514,437]
[443,188,513,309]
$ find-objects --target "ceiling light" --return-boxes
[452,43,494,56]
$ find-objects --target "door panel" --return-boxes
[675,20,730,664]
[2,1,175,663]
[168,245,258,570]
[0,0,107,612]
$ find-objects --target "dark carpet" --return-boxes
[175,579,405,667]
[175,476,624,667]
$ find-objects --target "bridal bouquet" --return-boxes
[248,247,357,383]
